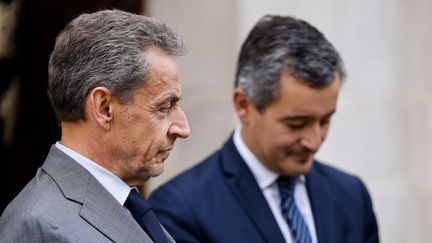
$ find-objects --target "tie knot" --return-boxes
[124,189,152,219]
[277,176,296,202]
[124,189,169,243]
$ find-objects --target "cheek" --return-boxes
[121,120,158,152]
[156,119,172,136]
[273,132,301,148]
[131,114,161,135]
[144,120,172,149]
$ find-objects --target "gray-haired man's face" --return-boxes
[108,47,190,186]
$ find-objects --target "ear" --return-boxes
[233,87,253,125]
[87,87,115,130]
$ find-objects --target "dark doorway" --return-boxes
[1,0,144,212]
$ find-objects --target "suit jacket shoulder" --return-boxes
[0,146,154,243]
[305,161,379,243]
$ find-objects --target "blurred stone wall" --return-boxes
[147,0,432,242]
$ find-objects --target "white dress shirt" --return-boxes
[55,142,132,206]
[233,128,318,243]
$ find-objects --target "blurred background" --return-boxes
[1,0,431,242]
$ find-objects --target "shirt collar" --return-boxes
[55,142,131,205]
[233,126,279,190]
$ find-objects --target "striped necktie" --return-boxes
[277,176,312,243]
[124,189,168,243]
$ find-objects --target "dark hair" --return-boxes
[48,10,185,122]
[235,15,345,111]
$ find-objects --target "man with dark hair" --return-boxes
[149,15,379,243]
[0,9,190,242]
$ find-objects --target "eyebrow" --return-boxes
[279,110,336,122]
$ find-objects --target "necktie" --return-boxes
[124,189,168,243]
[277,176,312,243]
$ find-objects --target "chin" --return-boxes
[149,164,164,178]
[299,159,314,173]
[280,158,314,177]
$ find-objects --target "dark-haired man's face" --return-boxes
[237,72,340,176]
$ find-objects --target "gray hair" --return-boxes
[48,9,185,122]
[235,15,345,112]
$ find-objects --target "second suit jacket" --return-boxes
[149,136,379,243]
[0,146,174,243]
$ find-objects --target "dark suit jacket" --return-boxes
[0,146,174,243]
[149,136,379,243]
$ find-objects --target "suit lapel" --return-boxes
[80,175,152,243]
[221,137,285,243]
[161,225,176,243]
[42,146,152,243]
[306,162,343,243]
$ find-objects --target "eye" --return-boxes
[320,117,331,127]
[159,100,177,113]
[159,107,169,113]
[159,104,171,113]
[285,122,306,130]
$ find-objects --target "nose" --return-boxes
[168,108,190,139]
[300,122,323,152]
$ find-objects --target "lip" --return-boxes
[291,153,313,162]
[160,147,173,153]
[155,148,172,163]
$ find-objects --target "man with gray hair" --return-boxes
[149,15,379,243]
[0,9,190,243]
